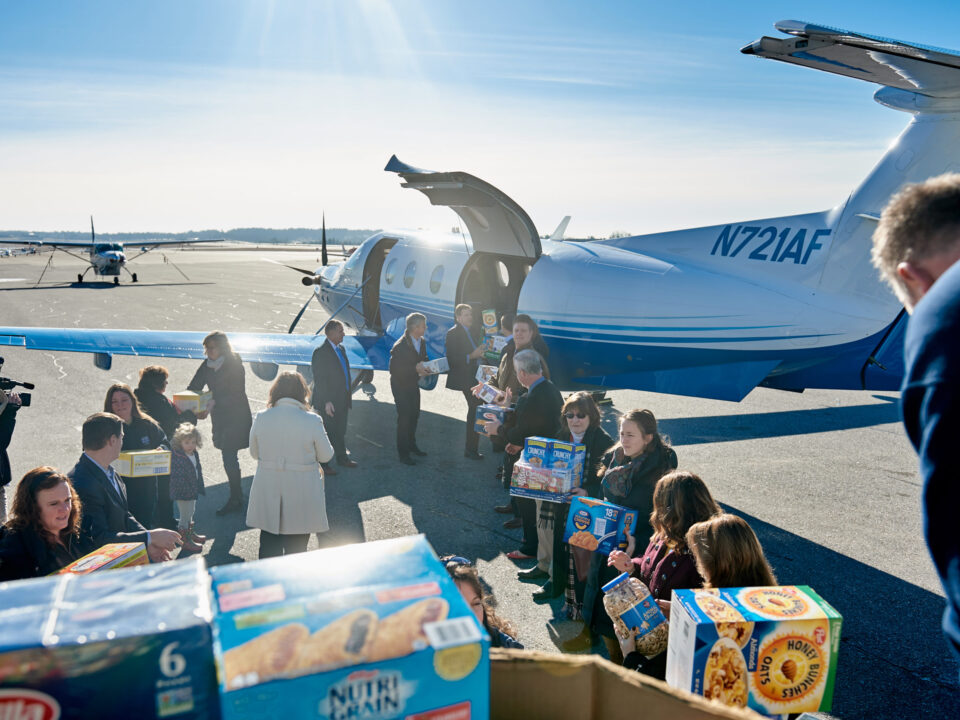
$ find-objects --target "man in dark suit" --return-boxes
[445,304,486,460]
[311,320,357,475]
[483,349,563,561]
[389,313,429,466]
[68,412,181,562]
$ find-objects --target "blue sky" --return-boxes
[1,1,958,236]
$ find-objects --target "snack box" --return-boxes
[112,449,171,477]
[549,440,586,478]
[474,404,513,434]
[476,382,501,404]
[666,586,842,717]
[509,461,580,503]
[483,334,509,353]
[173,390,213,413]
[422,357,450,374]
[475,364,498,384]
[563,497,637,555]
[481,308,498,332]
[209,535,490,720]
[57,542,148,575]
[0,557,219,719]
[522,437,550,467]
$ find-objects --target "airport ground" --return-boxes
[0,248,956,719]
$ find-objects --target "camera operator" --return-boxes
[0,387,23,523]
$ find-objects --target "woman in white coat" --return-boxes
[247,372,334,558]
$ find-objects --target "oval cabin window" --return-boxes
[385,259,398,284]
[429,265,444,294]
[403,261,417,288]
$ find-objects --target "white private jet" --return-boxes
[0,217,219,285]
[0,21,954,401]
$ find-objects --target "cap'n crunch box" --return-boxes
[666,586,842,717]
[563,497,636,554]
[57,542,148,575]
[209,535,489,720]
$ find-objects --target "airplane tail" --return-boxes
[744,21,960,309]
[548,216,571,241]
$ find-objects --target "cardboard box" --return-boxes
[549,440,586,476]
[112,449,171,477]
[422,357,450,374]
[522,437,550,467]
[509,461,579,503]
[475,383,501,404]
[209,535,489,720]
[481,309,498,332]
[490,649,756,719]
[563,497,637,554]
[0,557,219,719]
[475,364,498,384]
[666,586,842,716]
[474,404,513,434]
[57,542,148,575]
[483,335,509,353]
[173,390,212,413]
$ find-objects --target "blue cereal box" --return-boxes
[563,497,637,554]
[0,557,219,720]
[209,535,490,720]
[521,437,551,467]
[666,586,842,717]
[548,440,585,481]
[474,404,512,434]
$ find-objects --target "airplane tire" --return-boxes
[114,277,119,285]
[132,273,138,283]
[77,274,83,284]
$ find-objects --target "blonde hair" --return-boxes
[171,422,203,451]
[686,514,777,588]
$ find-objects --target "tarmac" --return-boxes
[0,248,956,719]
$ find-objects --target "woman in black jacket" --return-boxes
[188,332,252,515]
[572,409,677,662]
[0,467,95,581]
[105,383,169,529]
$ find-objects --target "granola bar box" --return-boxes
[209,535,490,720]
[666,586,842,716]
[56,541,148,574]
[0,557,219,720]
[563,497,637,555]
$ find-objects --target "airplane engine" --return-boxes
[250,361,279,381]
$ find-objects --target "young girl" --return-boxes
[442,555,523,649]
[169,422,210,553]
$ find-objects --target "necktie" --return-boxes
[336,345,350,387]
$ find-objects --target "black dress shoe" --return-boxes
[464,450,484,460]
[494,504,514,514]
[411,448,427,457]
[216,497,243,516]
[503,517,522,529]
[322,464,339,476]
[399,456,417,466]
[517,567,549,581]
[338,458,358,468]
[533,581,562,601]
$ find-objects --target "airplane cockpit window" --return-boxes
[385,259,398,284]
[95,244,110,254]
[429,265,443,294]
[403,261,417,289]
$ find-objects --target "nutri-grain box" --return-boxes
[209,535,490,720]
[0,557,218,720]
[563,497,636,555]
[666,586,842,717]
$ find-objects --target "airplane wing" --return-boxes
[127,238,222,248]
[0,327,374,370]
[0,239,90,248]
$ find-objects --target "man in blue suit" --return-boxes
[311,320,357,475]
[68,412,181,562]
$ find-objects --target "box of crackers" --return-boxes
[666,586,842,716]
[112,449,171,477]
[422,357,450,374]
[0,557,219,719]
[509,461,580,503]
[474,404,513,434]
[563,497,637,554]
[56,542,148,575]
[209,535,490,720]
[475,364,498,384]
[173,390,213,413]
[483,335,509,354]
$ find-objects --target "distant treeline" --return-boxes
[0,228,380,245]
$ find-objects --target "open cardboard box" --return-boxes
[491,649,759,720]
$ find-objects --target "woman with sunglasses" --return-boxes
[0,467,95,580]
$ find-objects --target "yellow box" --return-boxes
[57,542,148,575]
[173,390,212,413]
[113,449,171,477]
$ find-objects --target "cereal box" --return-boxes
[57,542,148,575]
[666,586,842,716]
[475,364,498,384]
[173,390,212,413]
[481,309,498,333]
[0,557,219,719]
[474,404,513,434]
[483,335,509,353]
[113,449,171,477]
[509,461,579,503]
[563,497,636,554]
[422,357,450,374]
[522,437,551,467]
[475,382,501,404]
[209,535,490,720]
[548,440,586,479]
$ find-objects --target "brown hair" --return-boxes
[443,558,517,641]
[137,365,169,395]
[171,422,203,451]
[512,313,543,348]
[202,331,233,355]
[268,371,310,407]
[104,382,153,424]
[686,514,777,588]
[650,471,721,550]
[82,412,124,450]
[560,391,601,433]
[616,408,669,456]
[873,173,960,301]
[7,467,82,543]
[454,303,472,319]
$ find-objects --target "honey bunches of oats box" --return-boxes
[666,586,842,716]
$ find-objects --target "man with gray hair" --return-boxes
[873,172,960,663]
[389,313,430,465]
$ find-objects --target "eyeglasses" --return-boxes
[564,412,587,420]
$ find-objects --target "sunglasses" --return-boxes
[442,555,473,569]
[564,412,587,420]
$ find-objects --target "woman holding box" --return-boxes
[0,467,95,580]
[104,383,169,529]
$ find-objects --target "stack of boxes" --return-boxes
[509,436,586,502]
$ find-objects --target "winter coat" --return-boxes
[134,387,197,440]
[188,353,252,452]
[0,523,96,581]
[246,398,335,535]
[169,449,206,501]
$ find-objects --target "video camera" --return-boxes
[0,356,34,407]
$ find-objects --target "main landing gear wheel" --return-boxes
[113,277,119,285]
[132,273,138,283]
[77,274,83,284]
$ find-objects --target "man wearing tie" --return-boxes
[311,320,357,475]
[68,412,181,562]
[445,304,486,460]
